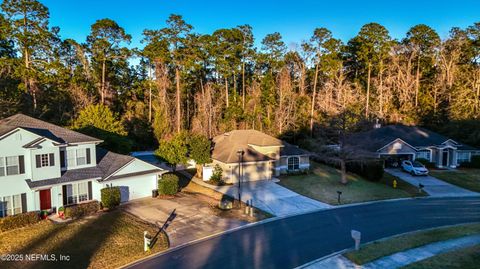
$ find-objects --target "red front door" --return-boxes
[39,189,51,210]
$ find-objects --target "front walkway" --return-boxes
[385,169,478,197]
[192,177,331,217]
[301,234,480,269]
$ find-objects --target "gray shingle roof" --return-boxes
[25,148,162,188]
[212,130,309,163]
[0,114,102,144]
[346,125,478,152]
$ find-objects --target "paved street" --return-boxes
[385,169,478,197]
[125,197,480,269]
[192,178,331,216]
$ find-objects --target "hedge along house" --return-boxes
[346,124,480,169]
[0,114,165,217]
[208,130,311,183]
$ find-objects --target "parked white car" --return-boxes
[401,160,429,176]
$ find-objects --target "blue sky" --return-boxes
[39,0,480,49]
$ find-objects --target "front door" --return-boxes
[39,189,51,210]
[442,150,449,167]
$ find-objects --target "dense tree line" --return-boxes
[1,0,479,150]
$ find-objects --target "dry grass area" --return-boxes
[0,210,168,269]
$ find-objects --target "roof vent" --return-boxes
[374,119,381,129]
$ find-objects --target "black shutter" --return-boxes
[88,181,92,200]
[21,193,27,213]
[49,153,55,166]
[19,156,25,174]
[62,185,67,205]
[86,148,91,164]
[60,151,66,168]
[35,155,41,168]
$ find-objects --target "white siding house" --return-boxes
[0,114,165,217]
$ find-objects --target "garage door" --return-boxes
[381,154,414,168]
[242,163,270,181]
[110,174,157,202]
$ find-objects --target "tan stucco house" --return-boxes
[208,130,310,183]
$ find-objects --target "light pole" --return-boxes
[237,149,244,208]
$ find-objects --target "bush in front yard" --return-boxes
[347,160,384,182]
[0,211,41,231]
[415,158,436,168]
[64,201,100,219]
[463,155,480,168]
[209,164,224,185]
[101,186,121,209]
[158,173,179,195]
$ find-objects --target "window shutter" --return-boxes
[49,153,55,166]
[19,156,25,174]
[88,181,93,200]
[36,155,41,168]
[62,185,67,206]
[21,193,27,213]
[86,148,91,164]
[60,151,66,168]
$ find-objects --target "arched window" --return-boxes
[288,157,299,171]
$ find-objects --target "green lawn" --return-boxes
[278,162,424,205]
[403,244,480,269]
[430,169,480,192]
[344,223,480,265]
[0,210,168,269]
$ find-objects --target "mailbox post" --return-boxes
[351,230,361,251]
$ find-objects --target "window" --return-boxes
[457,152,470,164]
[6,156,19,176]
[41,154,49,167]
[0,158,4,177]
[288,157,300,171]
[416,150,431,161]
[76,149,86,166]
[0,194,22,217]
[67,149,76,167]
[66,182,89,205]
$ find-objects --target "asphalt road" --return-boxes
[127,197,480,269]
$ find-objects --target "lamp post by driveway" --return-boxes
[237,149,244,208]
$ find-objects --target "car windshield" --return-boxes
[413,162,424,167]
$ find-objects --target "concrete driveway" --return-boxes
[193,178,331,217]
[122,194,246,247]
[385,168,478,197]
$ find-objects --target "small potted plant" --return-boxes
[40,210,49,220]
[57,206,65,219]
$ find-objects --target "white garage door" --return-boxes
[110,174,157,202]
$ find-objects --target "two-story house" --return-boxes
[0,114,165,217]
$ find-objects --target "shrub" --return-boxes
[347,159,384,182]
[64,201,100,219]
[209,164,224,185]
[0,211,41,231]
[101,186,121,209]
[415,158,436,168]
[158,173,179,195]
[464,155,480,168]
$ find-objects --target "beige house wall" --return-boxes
[211,159,273,183]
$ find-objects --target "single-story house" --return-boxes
[0,114,166,217]
[207,130,310,183]
[346,124,480,169]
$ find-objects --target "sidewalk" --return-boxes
[301,234,480,269]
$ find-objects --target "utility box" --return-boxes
[203,166,213,181]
